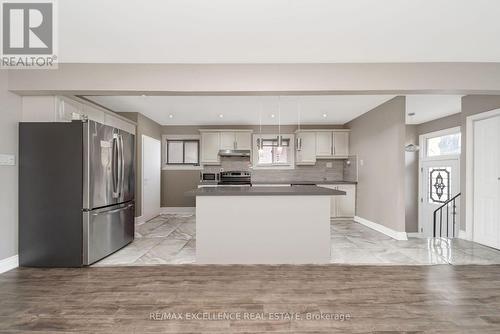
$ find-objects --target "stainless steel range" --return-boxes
[218,171,252,186]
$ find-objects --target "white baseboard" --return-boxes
[458,230,469,240]
[354,216,408,241]
[0,255,19,274]
[407,232,424,238]
[160,207,195,215]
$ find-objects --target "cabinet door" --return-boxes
[103,114,136,135]
[56,96,82,122]
[82,104,105,124]
[336,185,355,217]
[201,132,220,164]
[235,132,252,150]
[316,132,333,157]
[318,185,337,218]
[296,132,316,165]
[220,132,236,150]
[333,132,349,157]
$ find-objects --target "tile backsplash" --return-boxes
[203,157,357,183]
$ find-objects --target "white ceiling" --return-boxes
[406,95,462,125]
[60,0,500,63]
[87,95,396,125]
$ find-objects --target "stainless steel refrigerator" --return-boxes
[19,120,135,267]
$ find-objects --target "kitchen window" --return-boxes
[253,134,295,169]
[166,139,200,165]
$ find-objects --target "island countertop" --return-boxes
[186,185,346,197]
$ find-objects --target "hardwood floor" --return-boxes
[1,265,500,333]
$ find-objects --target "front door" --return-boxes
[421,159,460,237]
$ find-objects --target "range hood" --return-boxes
[218,149,251,157]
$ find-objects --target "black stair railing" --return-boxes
[433,193,461,238]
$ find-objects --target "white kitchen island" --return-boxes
[186,186,345,264]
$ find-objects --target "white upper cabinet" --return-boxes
[200,132,221,164]
[21,96,136,135]
[316,131,333,157]
[220,131,252,150]
[56,96,83,122]
[200,130,252,165]
[234,131,252,150]
[333,131,350,158]
[295,131,316,165]
[220,132,236,150]
[82,104,105,124]
[314,130,350,159]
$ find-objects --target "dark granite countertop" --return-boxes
[186,185,346,197]
[251,180,357,185]
[198,180,357,186]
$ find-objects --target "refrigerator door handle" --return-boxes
[112,134,120,198]
[119,134,125,197]
[91,203,134,216]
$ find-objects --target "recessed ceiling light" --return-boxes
[168,114,174,119]
[322,113,328,118]
[270,114,275,118]
[218,114,224,118]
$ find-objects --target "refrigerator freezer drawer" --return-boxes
[83,202,135,265]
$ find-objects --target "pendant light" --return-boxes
[258,99,264,154]
[276,96,283,154]
[296,97,302,151]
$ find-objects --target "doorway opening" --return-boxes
[418,127,461,238]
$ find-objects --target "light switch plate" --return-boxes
[0,154,16,166]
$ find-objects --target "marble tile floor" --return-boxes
[93,214,500,266]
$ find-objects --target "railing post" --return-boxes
[440,209,443,238]
[446,203,449,238]
[433,193,461,240]
[433,210,437,237]
[452,198,456,238]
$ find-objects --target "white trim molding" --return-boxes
[407,232,424,238]
[0,255,19,274]
[465,108,500,242]
[160,207,196,215]
[354,216,408,241]
[458,230,469,240]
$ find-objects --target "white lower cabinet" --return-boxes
[319,184,356,218]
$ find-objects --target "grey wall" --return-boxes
[0,72,22,261]
[417,112,461,135]
[459,95,500,231]
[118,112,162,217]
[161,124,347,208]
[347,97,407,232]
[405,125,419,233]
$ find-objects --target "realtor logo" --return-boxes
[1,0,57,68]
